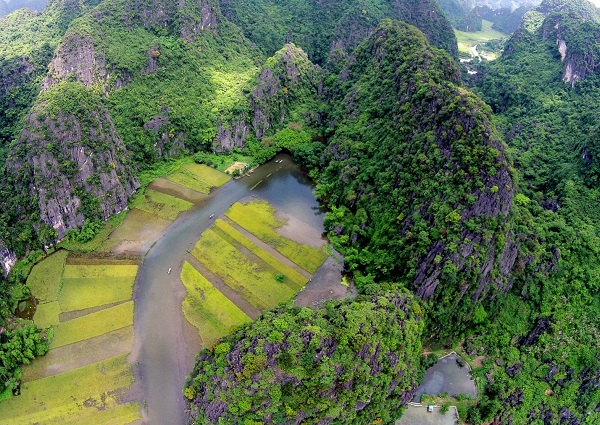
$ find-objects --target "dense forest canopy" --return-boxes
[0,0,599,423]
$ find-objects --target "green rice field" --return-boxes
[192,228,299,310]
[10,254,142,424]
[454,19,506,56]
[181,261,251,347]
[214,218,307,287]
[166,163,231,194]
[27,250,68,304]
[0,354,139,425]
[51,301,134,348]
[225,200,328,273]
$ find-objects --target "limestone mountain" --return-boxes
[316,19,515,330]
[220,0,459,62]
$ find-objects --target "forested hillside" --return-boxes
[464,0,600,422]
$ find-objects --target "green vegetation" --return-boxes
[214,219,308,286]
[33,301,61,329]
[221,0,458,62]
[454,20,507,56]
[226,201,328,273]
[58,212,127,253]
[186,286,423,424]
[180,261,251,347]
[59,276,135,312]
[131,188,193,220]
[438,0,482,32]
[192,228,298,310]
[0,354,139,425]
[25,250,68,304]
[166,163,231,194]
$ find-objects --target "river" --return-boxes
[132,154,324,425]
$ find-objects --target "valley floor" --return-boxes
[1,155,348,424]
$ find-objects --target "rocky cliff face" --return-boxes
[514,0,600,85]
[0,240,16,275]
[216,43,323,150]
[542,15,600,85]
[7,83,139,239]
[42,33,114,92]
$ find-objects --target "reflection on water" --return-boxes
[14,296,37,320]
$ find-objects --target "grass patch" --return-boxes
[59,276,135,312]
[0,354,138,424]
[166,163,230,194]
[26,250,68,303]
[214,219,306,288]
[130,188,193,220]
[181,262,251,347]
[420,393,477,421]
[454,20,506,55]
[34,301,61,328]
[192,228,298,310]
[225,201,328,273]
[0,387,11,402]
[51,301,133,348]
[62,264,138,279]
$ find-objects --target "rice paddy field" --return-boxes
[454,19,507,57]
[225,200,328,273]
[182,201,330,346]
[166,163,231,194]
[180,261,251,347]
[1,254,142,425]
[102,163,230,254]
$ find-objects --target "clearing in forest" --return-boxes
[454,19,506,57]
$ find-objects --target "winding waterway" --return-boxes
[132,154,324,425]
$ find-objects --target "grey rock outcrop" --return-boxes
[143,107,186,157]
[7,87,139,239]
[0,240,17,275]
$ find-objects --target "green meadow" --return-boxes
[181,261,251,347]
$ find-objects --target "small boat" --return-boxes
[168,268,172,274]
[209,214,215,219]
